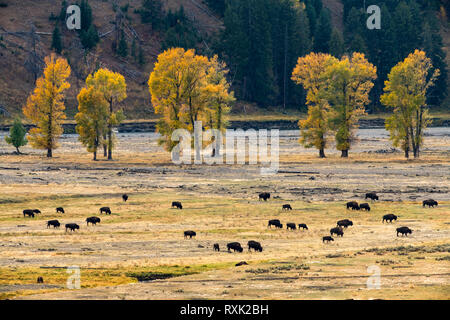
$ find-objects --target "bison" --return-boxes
[396,226,412,237]
[122,194,128,202]
[422,199,438,208]
[172,201,183,209]
[286,223,297,231]
[37,277,44,284]
[65,223,80,232]
[248,240,263,252]
[23,209,35,218]
[365,192,379,201]
[258,192,270,201]
[184,230,196,239]
[86,216,101,226]
[323,236,334,243]
[227,242,243,253]
[346,201,360,210]
[213,243,220,251]
[268,219,283,229]
[33,209,41,214]
[282,204,292,210]
[359,203,371,211]
[337,219,353,228]
[298,223,308,230]
[100,207,111,215]
[56,207,65,214]
[383,214,397,223]
[47,220,60,228]
[330,226,344,237]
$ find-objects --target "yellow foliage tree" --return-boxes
[381,50,439,158]
[323,52,377,157]
[86,68,127,160]
[75,86,109,160]
[292,53,338,158]
[23,54,71,157]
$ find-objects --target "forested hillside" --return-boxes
[0,0,448,119]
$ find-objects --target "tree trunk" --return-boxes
[108,99,113,160]
[16,147,21,154]
[93,150,97,161]
[341,149,348,158]
[404,147,409,159]
[47,148,52,158]
[319,148,325,158]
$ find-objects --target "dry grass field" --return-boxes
[0,129,448,300]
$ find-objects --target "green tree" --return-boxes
[51,25,63,54]
[5,118,28,154]
[329,29,344,58]
[313,8,332,53]
[117,31,128,57]
[139,0,164,30]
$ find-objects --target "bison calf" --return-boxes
[184,230,196,239]
[227,242,243,253]
[282,204,292,210]
[56,207,65,214]
[213,243,220,251]
[396,226,412,237]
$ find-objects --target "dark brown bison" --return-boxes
[337,219,353,228]
[184,230,196,239]
[227,242,243,252]
[122,194,128,202]
[86,217,101,225]
[422,199,438,208]
[65,223,80,232]
[286,223,297,230]
[346,201,360,210]
[330,226,344,237]
[23,209,35,218]
[248,240,263,252]
[365,192,379,201]
[37,277,44,284]
[359,203,371,211]
[33,209,41,214]
[213,243,220,251]
[383,214,397,223]
[172,201,183,209]
[298,223,308,230]
[258,192,270,201]
[396,226,412,237]
[268,219,283,229]
[56,207,65,214]
[47,220,60,228]
[323,236,334,243]
[100,207,111,215]
[282,204,292,210]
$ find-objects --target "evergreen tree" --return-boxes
[117,31,128,57]
[313,8,332,53]
[51,25,63,54]
[139,0,164,30]
[138,45,146,65]
[329,29,344,58]
[5,118,28,154]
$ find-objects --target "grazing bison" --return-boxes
[37,277,44,284]
[396,226,412,237]
[383,214,397,223]
[323,236,334,243]
[23,210,35,218]
[47,220,60,228]
[171,201,183,209]
[258,192,270,201]
[286,223,297,230]
[213,243,220,251]
[248,240,263,252]
[359,203,371,211]
[33,209,41,214]
[65,223,80,232]
[227,242,243,253]
[337,219,353,228]
[56,207,65,214]
[86,217,101,226]
[330,226,344,237]
[298,223,308,230]
[282,204,292,210]
[346,201,360,210]
[184,230,196,239]
[100,207,111,215]
[235,261,248,266]
[268,219,283,229]
[365,192,379,201]
[122,194,128,202]
[422,199,438,208]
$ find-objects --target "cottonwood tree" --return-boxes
[75,86,109,160]
[86,68,127,160]
[323,52,377,157]
[292,52,338,158]
[381,50,439,158]
[23,54,71,157]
